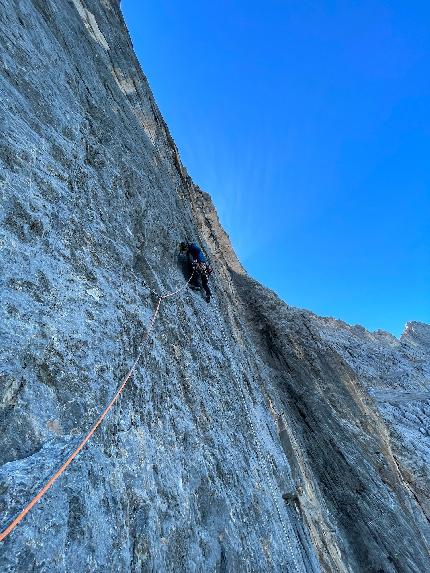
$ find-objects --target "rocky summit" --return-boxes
[0,1,429,572]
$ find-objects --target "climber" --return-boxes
[179,241,212,303]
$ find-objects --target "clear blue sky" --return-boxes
[122,0,429,337]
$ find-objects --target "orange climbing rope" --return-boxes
[0,272,194,543]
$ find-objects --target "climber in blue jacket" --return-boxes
[179,241,212,303]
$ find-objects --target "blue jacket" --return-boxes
[187,242,206,263]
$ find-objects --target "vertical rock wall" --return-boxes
[0,1,429,572]
[193,189,430,573]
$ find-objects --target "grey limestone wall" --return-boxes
[0,1,429,572]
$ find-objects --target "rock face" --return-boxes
[0,1,429,572]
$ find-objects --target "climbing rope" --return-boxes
[2,262,305,572]
[0,271,194,543]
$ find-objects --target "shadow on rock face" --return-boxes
[229,269,430,573]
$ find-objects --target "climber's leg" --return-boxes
[201,272,211,303]
[189,268,202,290]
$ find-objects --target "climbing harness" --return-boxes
[0,271,194,543]
[2,263,303,572]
